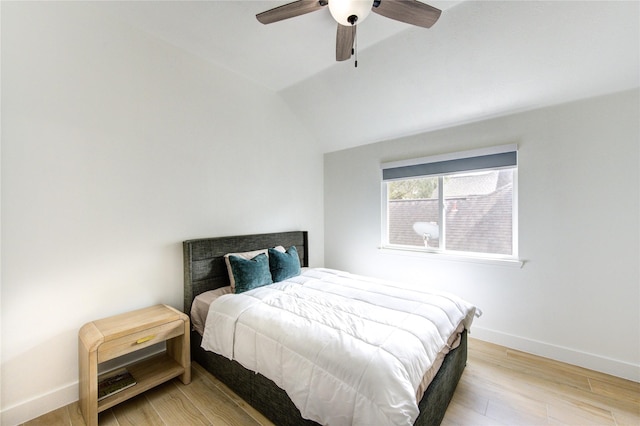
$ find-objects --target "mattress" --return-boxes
[197,268,479,426]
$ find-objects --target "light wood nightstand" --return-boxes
[78,304,191,426]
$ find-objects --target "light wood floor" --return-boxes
[23,338,639,426]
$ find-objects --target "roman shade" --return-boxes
[381,144,517,181]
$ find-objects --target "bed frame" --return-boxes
[183,231,467,426]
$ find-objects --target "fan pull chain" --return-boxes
[354,29,358,68]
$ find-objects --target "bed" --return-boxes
[183,231,476,426]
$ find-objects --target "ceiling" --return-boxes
[93,0,463,91]
[92,1,639,152]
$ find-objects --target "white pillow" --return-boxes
[224,246,285,292]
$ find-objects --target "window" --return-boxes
[381,145,518,259]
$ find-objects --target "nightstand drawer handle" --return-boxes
[136,335,156,344]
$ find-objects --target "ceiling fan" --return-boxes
[256,0,442,62]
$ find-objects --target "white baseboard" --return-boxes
[1,381,78,426]
[471,326,640,382]
[1,345,165,426]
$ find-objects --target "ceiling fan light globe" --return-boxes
[329,0,374,26]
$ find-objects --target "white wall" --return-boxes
[324,90,640,381]
[0,2,324,424]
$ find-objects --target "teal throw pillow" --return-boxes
[269,246,301,282]
[229,253,273,293]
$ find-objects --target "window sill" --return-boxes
[379,246,525,268]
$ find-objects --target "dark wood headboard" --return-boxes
[182,231,308,313]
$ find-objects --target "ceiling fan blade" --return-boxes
[372,0,441,28]
[336,24,356,61]
[257,0,327,25]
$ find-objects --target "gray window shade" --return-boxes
[382,150,517,181]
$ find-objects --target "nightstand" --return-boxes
[78,304,191,426]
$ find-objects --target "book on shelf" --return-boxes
[98,368,136,401]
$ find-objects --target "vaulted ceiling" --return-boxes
[93,1,639,152]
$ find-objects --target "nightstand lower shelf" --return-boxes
[98,353,185,412]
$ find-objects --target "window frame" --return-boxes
[380,144,520,265]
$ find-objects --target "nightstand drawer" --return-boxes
[98,320,184,362]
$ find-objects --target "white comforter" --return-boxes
[201,268,478,426]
